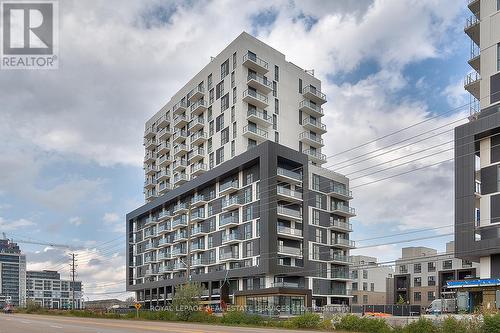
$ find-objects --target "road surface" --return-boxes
[0,313,315,333]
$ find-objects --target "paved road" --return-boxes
[0,313,313,333]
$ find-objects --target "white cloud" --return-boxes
[442,78,469,107]
[0,217,36,231]
[69,217,83,226]
[103,212,124,234]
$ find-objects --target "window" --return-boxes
[232,87,236,104]
[351,270,358,279]
[428,262,436,272]
[221,93,229,111]
[231,71,235,88]
[273,114,277,130]
[428,276,436,286]
[275,98,279,114]
[216,147,224,165]
[209,121,214,136]
[414,263,421,273]
[498,0,500,11]
[363,270,368,279]
[443,260,452,270]
[427,291,435,301]
[363,295,368,304]
[232,122,237,139]
[209,152,214,169]
[352,282,358,291]
[414,292,421,302]
[363,282,367,291]
[256,220,260,237]
[312,209,320,225]
[315,228,322,243]
[274,131,279,143]
[216,81,224,100]
[245,241,253,257]
[232,52,237,69]
[370,283,374,292]
[207,138,212,153]
[352,295,358,304]
[221,59,229,79]
[221,127,229,145]
[312,174,320,191]
[274,65,279,81]
[231,106,235,122]
[208,235,213,248]
[209,89,214,105]
[299,78,302,93]
[216,114,224,132]
[414,277,421,287]
[399,265,408,274]
[208,73,213,90]
[231,140,235,157]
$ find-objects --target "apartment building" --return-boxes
[26,270,83,309]
[142,32,328,202]
[0,238,26,307]
[350,256,393,305]
[126,32,355,315]
[454,0,500,308]
[393,242,479,309]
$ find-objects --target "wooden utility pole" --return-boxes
[70,253,77,309]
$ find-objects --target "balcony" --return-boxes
[243,125,268,142]
[171,247,187,256]
[219,251,240,261]
[144,153,155,164]
[191,194,208,207]
[144,138,157,151]
[219,180,239,195]
[243,89,269,109]
[242,52,269,74]
[144,126,155,139]
[172,101,187,115]
[222,196,243,210]
[277,186,303,202]
[332,238,356,249]
[158,223,170,234]
[172,159,187,173]
[157,114,170,128]
[174,202,189,215]
[172,262,187,270]
[157,127,172,141]
[158,237,170,247]
[468,42,480,72]
[468,0,479,16]
[172,130,188,144]
[247,108,272,127]
[191,208,205,222]
[277,168,302,184]
[277,205,302,220]
[174,114,189,128]
[191,242,205,252]
[157,142,171,155]
[302,85,327,105]
[327,187,353,200]
[191,163,208,177]
[219,214,239,228]
[303,149,327,164]
[278,245,303,257]
[173,232,188,243]
[324,288,351,297]
[330,253,352,264]
[173,144,189,158]
[158,182,172,194]
[299,100,324,118]
[465,13,480,46]
[188,117,205,132]
[190,258,206,267]
[331,204,356,217]
[171,216,187,229]
[464,71,480,100]
[328,219,352,232]
[145,191,156,201]
[144,165,157,176]
[222,233,242,244]
[157,154,172,167]
[299,131,324,148]
[157,169,170,182]
[188,148,205,164]
[188,86,205,103]
[302,117,327,134]
[144,228,156,239]
[190,226,208,236]
[158,210,172,221]
[247,72,273,94]
[277,226,303,239]
[144,216,157,226]
[190,131,208,146]
[190,99,207,116]
[158,252,171,260]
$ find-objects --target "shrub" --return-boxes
[188,311,218,323]
[335,314,391,333]
[402,317,437,333]
[220,310,264,326]
[484,313,500,333]
[25,300,43,314]
[283,312,322,329]
[440,316,468,333]
[171,282,203,321]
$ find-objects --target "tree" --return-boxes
[124,297,135,306]
[172,282,204,321]
[397,295,406,305]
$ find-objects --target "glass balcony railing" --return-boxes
[299,132,324,145]
[247,108,272,122]
[278,245,302,256]
[222,233,242,243]
[277,226,303,236]
[302,85,326,101]
[243,89,268,104]
[277,186,303,199]
[219,180,239,193]
[329,219,352,231]
[299,100,324,115]
[277,205,302,218]
[247,72,272,88]
[243,125,268,138]
[277,167,302,181]
[220,251,239,260]
[243,52,268,70]
[219,214,239,226]
[302,118,326,131]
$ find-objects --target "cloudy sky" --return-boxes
[0,0,471,299]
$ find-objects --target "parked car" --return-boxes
[3,304,13,314]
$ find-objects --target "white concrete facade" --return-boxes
[143,32,327,202]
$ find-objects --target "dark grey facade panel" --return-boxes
[490,72,500,105]
[491,135,500,164]
[481,165,497,195]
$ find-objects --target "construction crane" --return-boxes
[2,232,72,249]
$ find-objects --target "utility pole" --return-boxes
[70,253,77,310]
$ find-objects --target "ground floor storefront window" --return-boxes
[245,295,305,316]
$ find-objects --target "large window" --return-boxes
[221,59,229,79]
[216,147,224,165]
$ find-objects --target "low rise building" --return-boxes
[393,242,479,308]
[26,270,83,309]
[350,255,393,305]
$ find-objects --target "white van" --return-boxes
[425,299,456,314]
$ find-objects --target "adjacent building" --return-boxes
[350,255,393,305]
[0,238,26,307]
[126,32,356,315]
[393,242,479,309]
[26,270,83,309]
[453,0,500,309]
